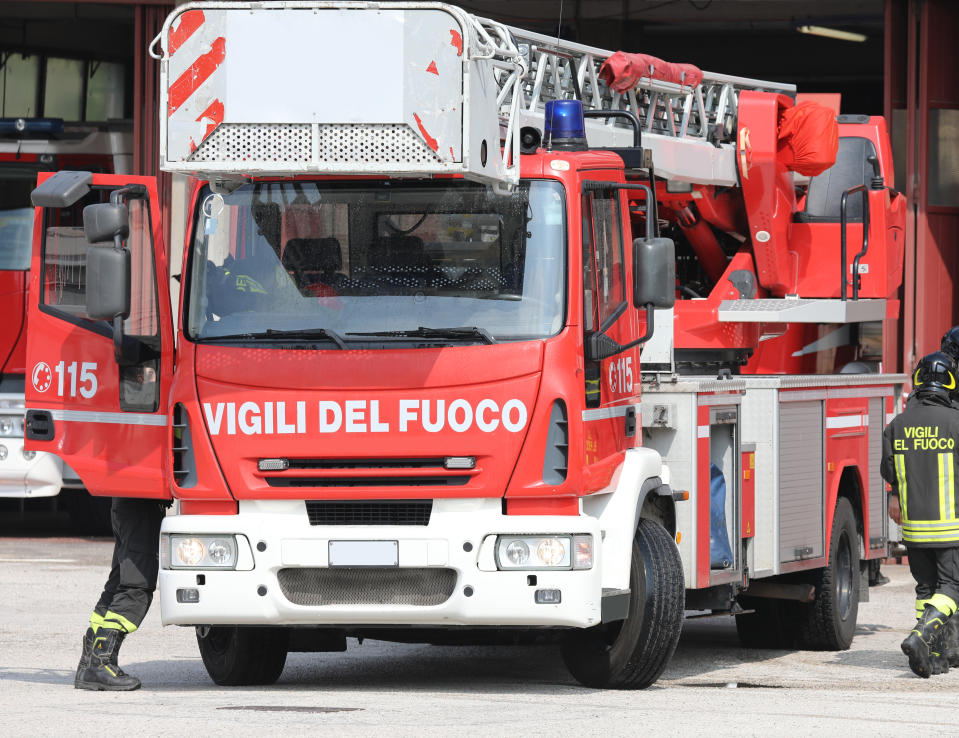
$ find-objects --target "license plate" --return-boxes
[328,540,398,567]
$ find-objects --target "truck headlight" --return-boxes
[505,540,530,566]
[167,534,238,569]
[495,534,593,570]
[0,416,18,436]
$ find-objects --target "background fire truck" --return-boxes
[0,117,131,533]
[25,2,905,689]
[0,47,132,532]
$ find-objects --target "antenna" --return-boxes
[545,0,566,150]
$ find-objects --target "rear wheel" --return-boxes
[794,497,860,650]
[561,518,684,689]
[196,626,289,685]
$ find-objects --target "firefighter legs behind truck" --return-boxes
[75,498,166,691]
[903,545,959,673]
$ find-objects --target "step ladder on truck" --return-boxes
[24,1,906,688]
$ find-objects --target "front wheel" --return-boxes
[794,497,860,650]
[561,518,685,689]
[196,626,289,685]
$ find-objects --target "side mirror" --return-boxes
[633,237,676,309]
[30,170,93,208]
[83,202,129,244]
[86,246,131,321]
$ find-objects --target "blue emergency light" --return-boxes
[544,100,587,151]
[0,118,64,137]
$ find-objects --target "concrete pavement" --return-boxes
[0,537,956,736]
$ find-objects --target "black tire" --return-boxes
[735,595,794,649]
[196,626,289,686]
[794,497,860,650]
[561,518,685,689]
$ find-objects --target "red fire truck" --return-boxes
[0,117,130,531]
[24,2,905,688]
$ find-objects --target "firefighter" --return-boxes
[938,326,959,666]
[74,498,167,691]
[881,351,959,677]
[905,326,959,409]
[204,254,272,318]
[941,326,959,363]
[880,328,959,590]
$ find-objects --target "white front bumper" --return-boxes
[0,440,63,498]
[159,498,604,629]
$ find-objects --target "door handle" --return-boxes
[25,410,55,441]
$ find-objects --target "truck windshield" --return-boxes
[0,166,41,270]
[186,180,566,344]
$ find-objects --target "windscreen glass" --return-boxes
[186,180,566,343]
[0,165,41,270]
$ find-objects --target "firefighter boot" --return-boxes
[75,629,141,691]
[901,606,951,678]
[929,649,950,675]
[73,627,95,688]
[943,616,959,667]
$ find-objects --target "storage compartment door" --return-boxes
[778,399,825,563]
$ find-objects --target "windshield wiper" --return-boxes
[347,326,496,344]
[201,327,348,349]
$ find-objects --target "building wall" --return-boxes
[887,0,959,372]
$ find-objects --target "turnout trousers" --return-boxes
[907,545,959,618]
[91,498,167,632]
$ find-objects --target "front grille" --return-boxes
[277,567,456,606]
[267,476,467,488]
[289,458,446,470]
[305,500,432,526]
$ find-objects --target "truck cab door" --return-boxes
[24,171,173,499]
[581,178,641,459]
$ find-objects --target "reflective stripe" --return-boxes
[103,610,138,633]
[826,414,865,429]
[89,611,106,632]
[950,453,957,521]
[902,519,959,529]
[902,527,959,543]
[929,593,958,617]
[43,409,168,427]
[916,598,932,618]
[939,454,952,520]
[582,405,638,422]
[895,454,908,521]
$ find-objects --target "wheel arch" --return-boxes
[639,483,676,538]
[581,446,673,592]
[835,463,865,557]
